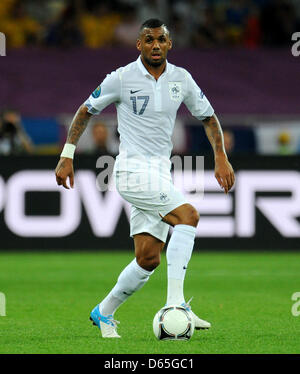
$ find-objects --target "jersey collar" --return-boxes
[137,56,169,78]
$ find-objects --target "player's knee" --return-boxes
[191,208,200,226]
[181,206,200,227]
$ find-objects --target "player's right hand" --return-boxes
[55,157,74,189]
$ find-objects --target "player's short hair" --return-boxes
[139,18,169,36]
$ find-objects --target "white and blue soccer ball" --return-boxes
[153,305,195,341]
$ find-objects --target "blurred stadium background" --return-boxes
[1,0,300,355]
[0,0,299,251]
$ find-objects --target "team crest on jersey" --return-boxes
[168,82,182,101]
[159,192,170,202]
[92,85,101,98]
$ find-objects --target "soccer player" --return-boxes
[55,19,235,338]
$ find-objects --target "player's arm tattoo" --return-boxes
[202,114,226,158]
[66,104,92,145]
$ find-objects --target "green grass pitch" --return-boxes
[0,251,299,354]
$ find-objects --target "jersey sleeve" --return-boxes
[183,71,214,120]
[84,69,121,115]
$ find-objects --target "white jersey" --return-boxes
[84,56,214,169]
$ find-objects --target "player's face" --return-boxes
[137,26,172,68]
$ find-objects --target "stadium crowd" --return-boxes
[1,0,299,156]
[1,0,299,49]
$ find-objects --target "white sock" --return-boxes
[166,224,196,305]
[99,258,154,316]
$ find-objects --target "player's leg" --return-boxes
[162,203,211,329]
[161,203,199,306]
[134,232,165,270]
[162,203,199,227]
[100,233,164,316]
[90,233,164,337]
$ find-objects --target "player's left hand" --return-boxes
[214,157,235,194]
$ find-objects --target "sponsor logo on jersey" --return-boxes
[130,89,142,94]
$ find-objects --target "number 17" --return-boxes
[130,96,149,115]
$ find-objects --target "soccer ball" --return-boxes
[153,305,195,341]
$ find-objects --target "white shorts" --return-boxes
[114,168,187,243]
